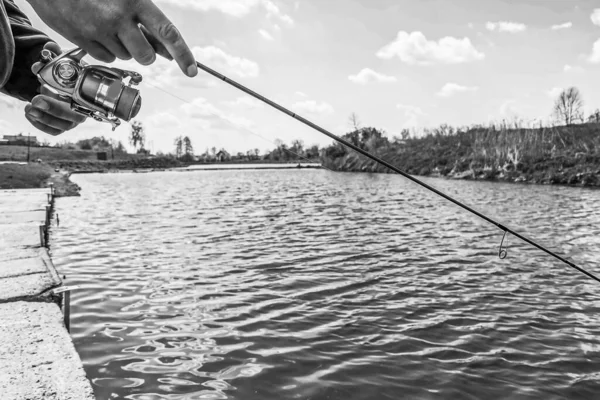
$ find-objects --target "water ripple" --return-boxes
[50,170,600,400]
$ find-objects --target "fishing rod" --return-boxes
[192,59,600,285]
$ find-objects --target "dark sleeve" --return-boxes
[0,0,52,102]
[0,0,15,89]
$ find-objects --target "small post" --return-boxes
[51,286,80,333]
[39,225,45,247]
[45,205,50,226]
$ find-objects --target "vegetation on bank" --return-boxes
[320,121,600,187]
[320,87,600,187]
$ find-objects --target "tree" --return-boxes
[174,136,183,159]
[129,121,146,152]
[183,136,194,157]
[587,109,600,123]
[553,87,584,126]
[348,112,361,131]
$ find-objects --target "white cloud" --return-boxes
[292,100,334,115]
[156,0,293,25]
[486,21,527,33]
[259,29,274,41]
[348,68,397,84]
[564,64,584,73]
[397,104,425,128]
[192,46,260,78]
[295,91,308,97]
[181,97,255,130]
[551,22,572,30]
[587,39,600,63]
[437,83,478,97]
[546,87,564,98]
[0,96,24,109]
[592,9,600,26]
[223,96,264,109]
[376,31,484,65]
[467,22,475,29]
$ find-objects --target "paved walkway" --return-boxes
[0,187,94,399]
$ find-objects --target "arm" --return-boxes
[1,0,50,102]
[0,0,15,89]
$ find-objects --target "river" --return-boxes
[50,169,600,400]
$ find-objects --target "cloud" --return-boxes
[223,96,264,109]
[592,9,600,26]
[376,31,484,65]
[259,29,275,41]
[193,46,260,78]
[564,64,584,73]
[348,68,397,84]
[155,0,294,25]
[181,97,255,130]
[551,22,572,30]
[292,100,334,115]
[587,39,600,63]
[397,104,425,128]
[295,91,308,97]
[0,96,24,109]
[485,21,527,33]
[437,83,478,97]
[546,87,564,98]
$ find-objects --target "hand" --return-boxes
[26,43,87,136]
[25,0,198,77]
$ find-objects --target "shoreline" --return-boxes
[0,186,95,399]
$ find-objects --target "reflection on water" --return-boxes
[50,170,600,400]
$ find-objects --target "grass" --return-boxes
[0,163,53,189]
[321,122,600,186]
[0,145,144,162]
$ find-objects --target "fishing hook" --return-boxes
[498,230,508,260]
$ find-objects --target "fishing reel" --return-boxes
[33,47,143,130]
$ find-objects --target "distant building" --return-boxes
[2,134,38,146]
[216,150,231,162]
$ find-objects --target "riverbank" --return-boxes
[321,122,600,188]
[0,163,81,196]
[0,187,94,399]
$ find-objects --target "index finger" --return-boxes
[137,1,197,77]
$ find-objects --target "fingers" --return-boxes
[140,25,173,61]
[42,42,62,56]
[86,41,116,63]
[137,1,197,76]
[117,24,156,65]
[25,114,64,136]
[25,95,87,135]
[103,38,132,61]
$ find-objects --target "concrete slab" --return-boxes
[0,301,95,400]
[0,253,51,279]
[0,268,62,302]
[0,247,49,262]
[0,210,47,225]
[0,223,43,248]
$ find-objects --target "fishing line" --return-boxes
[172,59,600,285]
[143,81,333,171]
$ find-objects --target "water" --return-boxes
[50,169,600,400]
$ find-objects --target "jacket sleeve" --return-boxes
[0,0,15,89]
[1,0,52,102]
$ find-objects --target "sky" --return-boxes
[1,0,600,155]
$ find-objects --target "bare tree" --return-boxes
[129,121,146,152]
[174,136,183,159]
[553,87,584,126]
[348,112,361,131]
